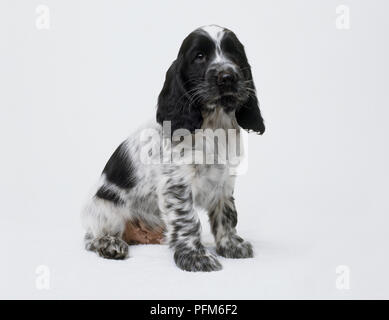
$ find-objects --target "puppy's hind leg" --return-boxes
[82,196,129,260]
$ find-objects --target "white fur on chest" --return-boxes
[200,107,243,168]
[193,164,230,210]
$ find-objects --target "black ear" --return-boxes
[236,67,265,135]
[156,58,203,134]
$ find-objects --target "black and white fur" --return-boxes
[81,25,265,272]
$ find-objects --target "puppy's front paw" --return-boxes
[174,249,222,272]
[92,235,129,260]
[216,235,253,259]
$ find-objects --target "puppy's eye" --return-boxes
[194,52,206,62]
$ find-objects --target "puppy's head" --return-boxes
[157,25,265,135]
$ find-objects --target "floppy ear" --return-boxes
[156,58,203,134]
[236,67,265,135]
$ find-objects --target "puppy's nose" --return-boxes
[217,71,235,86]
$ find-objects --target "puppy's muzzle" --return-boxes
[207,65,240,95]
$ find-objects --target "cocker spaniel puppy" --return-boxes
[81,25,265,272]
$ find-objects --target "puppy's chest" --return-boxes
[193,164,229,207]
[198,107,243,163]
[201,107,239,131]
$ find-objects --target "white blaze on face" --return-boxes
[200,25,234,67]
[201,25,224,48]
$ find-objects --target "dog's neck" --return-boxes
[198,104,243,163]
[201,105,240,131]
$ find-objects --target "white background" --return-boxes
[1,0,388,299]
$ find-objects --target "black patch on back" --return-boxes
[102,141,137,189]
[95,186,124,205]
